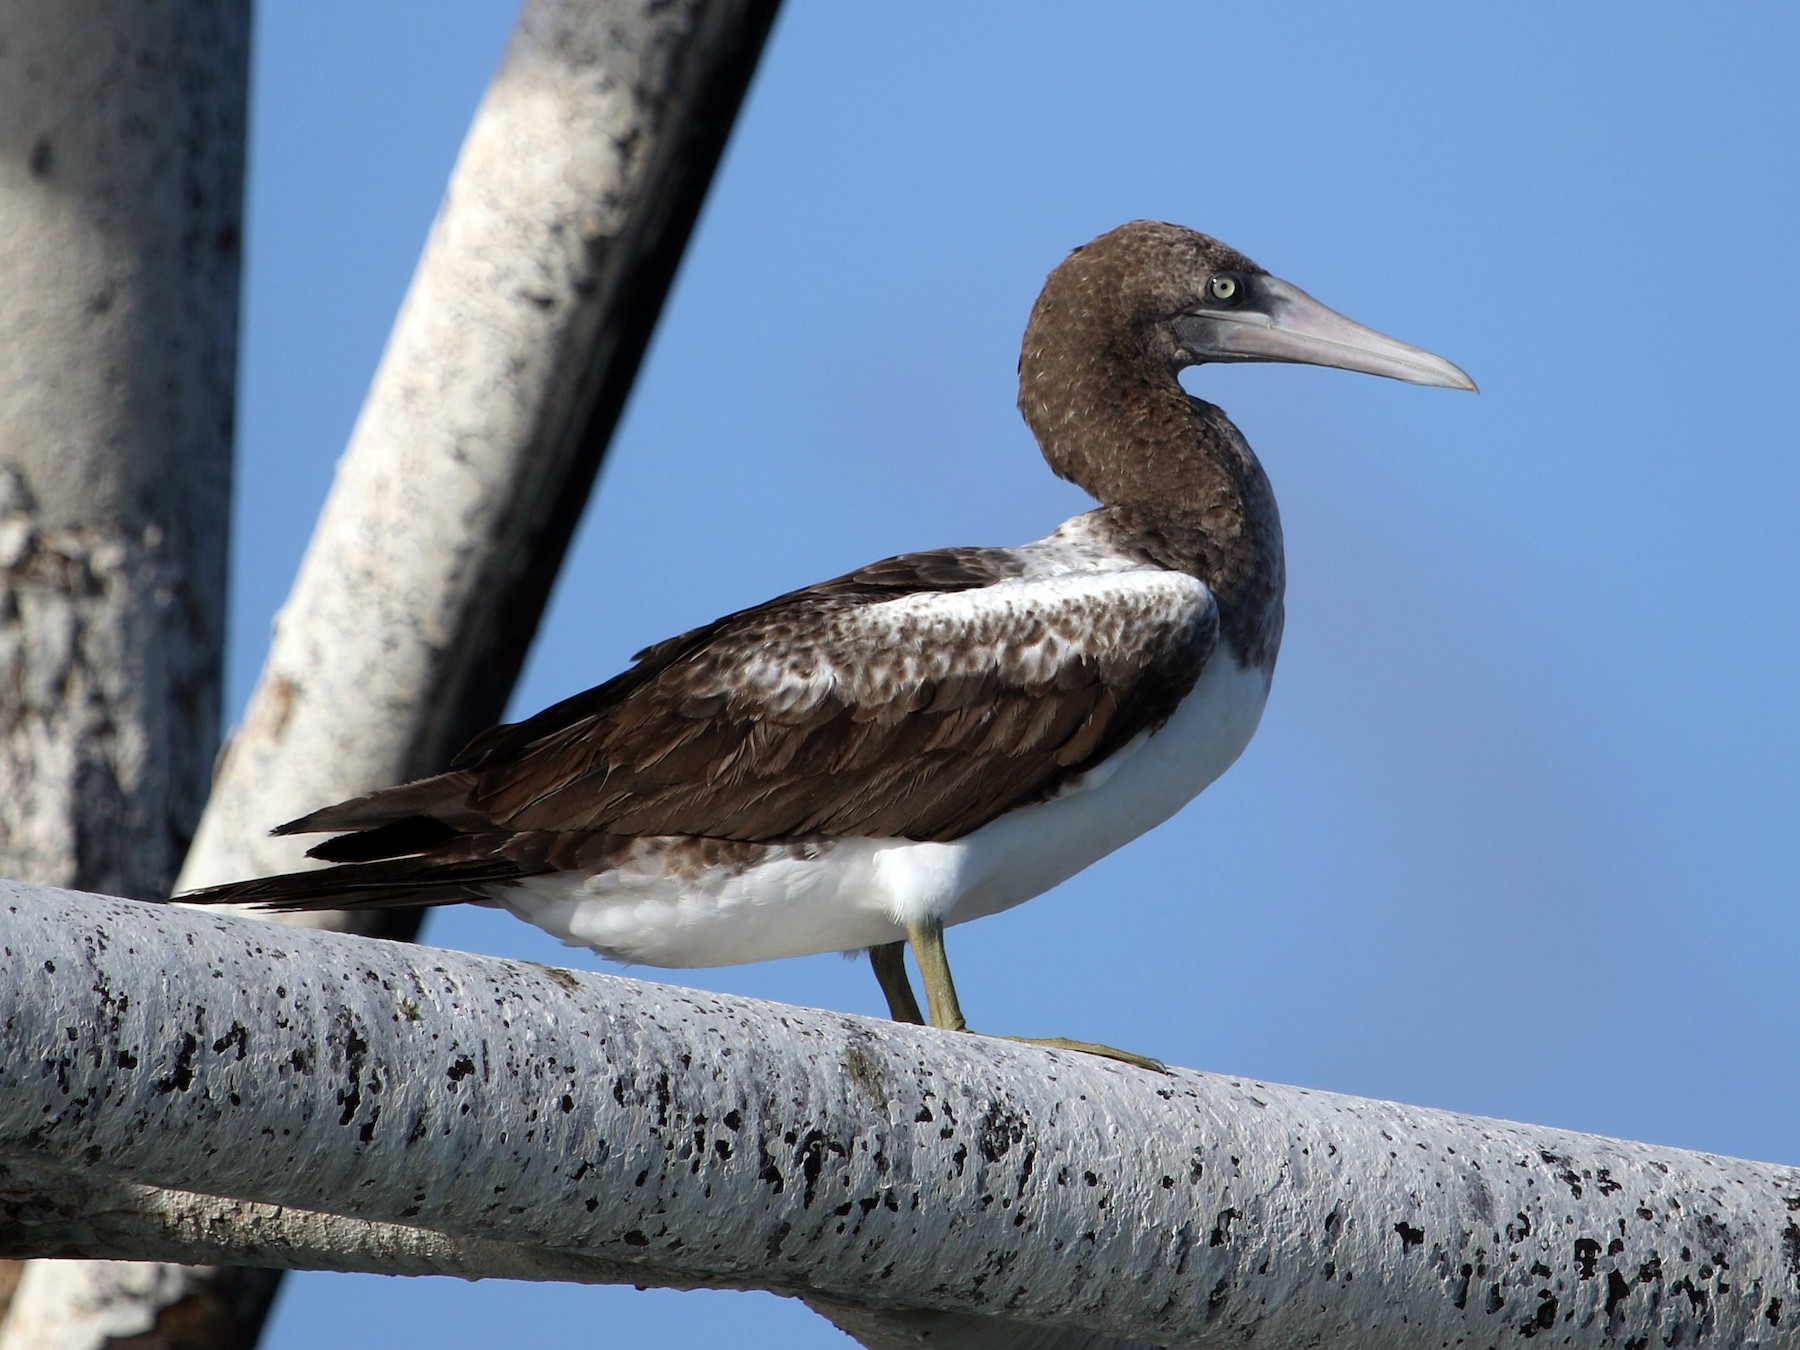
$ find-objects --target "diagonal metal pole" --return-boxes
[1,2,783,1346]
[179,0,784,920]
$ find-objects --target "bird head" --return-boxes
[1025,220,1476,393]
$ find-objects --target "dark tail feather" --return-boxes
[200,768,505,909]
[305,816,462,863]
[176,853,540,913]
[273,770,483,837]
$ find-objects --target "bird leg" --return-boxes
[868,941,925,1025]
[905,917,970,1032]
[903,917,1165,1073]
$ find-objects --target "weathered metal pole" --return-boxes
[5,885,1796,1350]
[0,0,243,920]
[0,0,248,1339]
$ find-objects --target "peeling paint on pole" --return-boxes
[4,885,1797,1348]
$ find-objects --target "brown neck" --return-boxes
[1018,338,1287,668]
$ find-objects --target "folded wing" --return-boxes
[182,547,1218,910]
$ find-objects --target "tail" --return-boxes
[176,769,540,912]
[177,852,537,912]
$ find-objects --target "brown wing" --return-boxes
[180,548,1218,910]
[454,554,1217,840]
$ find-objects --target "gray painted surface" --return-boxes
[0,5,247,1341]
[0,0,244,903]
[5,884,1797,1348]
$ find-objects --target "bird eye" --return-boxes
[1207,274,1241,304]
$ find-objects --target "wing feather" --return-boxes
[179,545,1220,911]
[467,560,1216,841]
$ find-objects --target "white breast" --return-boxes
[494,654,1271,969]
[920,651,1272,925]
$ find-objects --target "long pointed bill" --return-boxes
[1175,275,1478,391]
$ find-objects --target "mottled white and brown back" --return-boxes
[189,512,1224,896]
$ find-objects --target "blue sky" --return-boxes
[242,5,1800,1345]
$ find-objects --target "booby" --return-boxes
[185,222,1473,1064]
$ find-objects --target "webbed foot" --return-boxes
[881,919,1167,1073]
[998,1034,1167,1073]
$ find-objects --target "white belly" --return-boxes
[496,656,1271,968]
